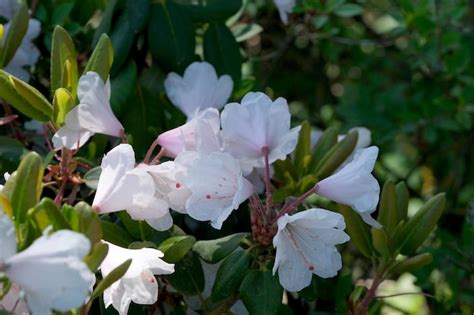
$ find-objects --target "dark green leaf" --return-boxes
[159,235,196,263]
[240,270,283,315]
[167,252,205,295]
[193,232,249,263]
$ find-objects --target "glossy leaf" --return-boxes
[85,242,109,271]
[193,232,249,263]
[204,22,242,82]
[337,205,374,257]
[89,258,132,302]
[240,270,283,315]
[52,88,75,127]
[167,252,205,295]
[377,180,397,235]
[9,75,53,118]
[158,235,196,263]
[389,253,433,274]
[0,1,28,67]
[84,34,114,82]
[101,220,135,247]
[173,0,242,22]
[50,25,78,95]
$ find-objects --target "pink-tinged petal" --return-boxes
[164,62,233,117]
[6,230,94,315]
[157,108,220,158]
[0,284,29,315]
[93,144,136,210]
[272,209,349,292]
[0,214,17,261]
[184,152,253,229]
[316,146,380,216]
[221,92,300,174]
[52,125,93,150]
[100,242,174,315]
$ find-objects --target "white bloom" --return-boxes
[156,108,220,158]
[1,0,41,81]
[0,215,95,315]
[273,0,295,24]
[316,146,381,228]
[272,208,350,292]
[100,241,174,315]
[184,152,254,229]
[221,92,301,174]
[164,62,233,118]
[0,284,29,315]
[52,72,124,150]
[93,144,172,231]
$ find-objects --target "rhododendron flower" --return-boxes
[221,92,301,174]
[272,208,350,292]
[1,0,41,81]
[184,152,254,229]
[52,72,124,150]
[164,62,233,118]
[156,108,220,158]
[316,146,381,227]
[273,0,295,24]
[100,241,174,315]
[93,144,172,231]
[0,215,95,315]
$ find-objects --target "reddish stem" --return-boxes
[273,184,319,223]
[355,276,382,315]
[144,139,160,164]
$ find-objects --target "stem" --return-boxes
[54,149,70,205]
[273,184,319,223]
[355,276,382,315]
[150,148,165,165]
[144,139,160,164]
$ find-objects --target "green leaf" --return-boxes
[371,227,392,257]
[0,71,50,121]
[85,242,109,271]
[148,2,195,72]
[30,198,70,231]
[333,4,363,17]
[159,235,196,263]
[377,180,397,235]
[125,0,150,33]
[117,211,153,240]
[110,13,135,74]
[84,34,114,82]
[93,0,118,46]
[63,202,102,246]
[240,270,283,315]
[204,22,242,82]
[101,220,135,247]
[193,232,249,263]
[167,252,205,295]
[294,121,312,176]
[50,25,78,96]
[83,166,101,190]
[309,127,338,172]
[399,193,445,255]
[395,182,409,222]
[9,75,53,117]
[52,88,75,127]
[0,1,28,67]
[211,248,252,302]
[337,205,374,257]
[6,152,43,225]
[314,130,358,179]
[444,46,470,74]
[0,136,28,173]
[173,0,242,22]
[89,259,132,302]
[388,253,433,274]
[110,61,137,116]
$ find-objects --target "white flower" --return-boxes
[156,108,220,158]
[164,62,233,118]
[221,92,301,174]
[272,208,350,292]
[52,72,124,150]
[100,241,174,315]
[184,152,254,229]
[273,0,295,24]
[0,215,95,315]
[0,284,29,315]
[316,146,381,228]
[1,0,41,82]
[93,144,173,231]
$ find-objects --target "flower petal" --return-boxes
[0,214,17,261]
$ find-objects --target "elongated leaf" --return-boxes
[211,248,252,302]
[389,253,433,274]
[399,193,445,255]
[89,259,132,302]
[396,182,409,221]
[50,25,78,95]
[148,2,195,72]
[167,252,205,295]
[309,127,338,171]
[204,22,242,82]
[240,270,283,315]
[0,71,50,121]
[93,0,118,46]
[337,205,374,257]
[84,34,114,82]
[110,13,134,74]
[0,1,28,66]
[9,76,53,117]
[85,242,109,271]
[159,235,196,263]
[7,152,43,225]
[377,180,397,235]
[30,198,70,231]
[173,0,242,22]
[193,232,248,263]
[101,220,134,247]
[62,202,102,246]
[52,88,74,127]
[294,121,312,176]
